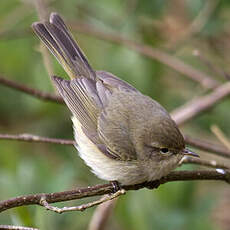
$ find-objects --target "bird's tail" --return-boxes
[32,12,96,80]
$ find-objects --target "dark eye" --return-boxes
[160,148,169,154]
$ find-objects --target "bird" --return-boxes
[32,12,198,186]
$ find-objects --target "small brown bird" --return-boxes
[32,13,198,185]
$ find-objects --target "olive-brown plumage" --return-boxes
[32,13,198,185]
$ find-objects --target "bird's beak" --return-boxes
[183,148,199,158]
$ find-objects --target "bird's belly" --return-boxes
[72,116,151,185]
[72,116,180,185]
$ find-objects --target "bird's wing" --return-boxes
[53,74,138,161]
[52,76,101,144]
[33,12,138,161]
[32,12,96,80]
[98,107,138,161]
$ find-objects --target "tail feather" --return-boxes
[32,13,96,80]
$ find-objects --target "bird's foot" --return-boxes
[110,180,122,193]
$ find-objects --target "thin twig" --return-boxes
[185,0,219,36]
[0,134,74,145]
[181,156,230,170]
[69,22,218,89]
[1,71,225,125]
[0,13,221,89]
[184,135,230,159]
[33,0,54,77]
[33,0,49,20]
[88,199,117,230]
[211,125,230,150]
[171,82,230,125]
[1,133,230,159]
[0,170,229,213]
[0,76,63,104]
[0,225,38,230]
[168,0,220,49]
[40,189,125,214]
[193,49,230,80]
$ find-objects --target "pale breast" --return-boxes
[72,116,182,185]
[72,116,151,185]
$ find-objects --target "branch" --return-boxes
[0,133,74,145]
[1,73,228,126]
[88,199,117,230]
[0,76,63,104]
[39,189,125,213]
[193,49,230,81]
[167,0,220,50]
[184,135,230,159]
[0,225,38,230]
[33,0,48,20]
[33,0,54,77]
[0,15,221,89]
[1,71,226,126]
[171,82,230,125]
[69,22,218,89]
[1,133,230,159]
[211,125,230,150]
[0,170,229,213]
[181,156,230,169]
[1,22,219,89]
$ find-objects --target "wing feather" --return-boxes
[32,13,96,79]
[33,13,139,161]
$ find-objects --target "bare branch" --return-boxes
[1,72,226,124]
[0,76,63,104]
[171,82,230,125]
[0,133,74,145]
[33,0,49,20]
[185,0,219,36]
[0,170,229,213]
[0,183,113,213]
[69,22,219,89]
[33,0,54,77]
[1,133,230,160]
[0,15,221,89]
[211,125,230,150]
[184,135,230,159]
[168,0,220,49]
[193,49,230,81]
[88,199,117,230]
[181,156,230,169]
[40,189,125,214]
[0,225,39,230]
[1,11,229,218]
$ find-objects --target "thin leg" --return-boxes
[110,181,121,193]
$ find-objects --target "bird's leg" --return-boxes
[110,180,122,193]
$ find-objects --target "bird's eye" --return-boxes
[160,148,169,154]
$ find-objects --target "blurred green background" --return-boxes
[0,0,230,229]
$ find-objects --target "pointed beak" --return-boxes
[183,148,199,158]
